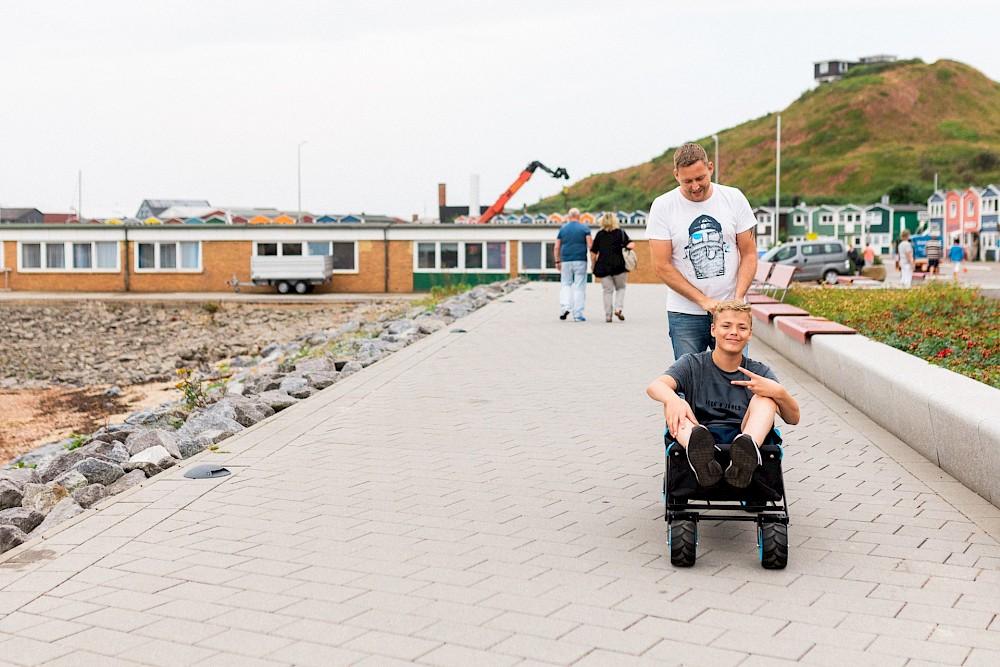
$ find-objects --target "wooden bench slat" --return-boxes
[776,316,857,344]
[747,293,779,304]
[751,303,810,323]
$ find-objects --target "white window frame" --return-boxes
[967,200,975,216]
[518,241,559,273]
[135,241,201,272]
[304,240,358,273]
[820,214,834,224]
[413,241,510,273]
[17,241,120,272]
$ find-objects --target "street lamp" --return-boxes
[712,134,719,183]
[297,141,307,224]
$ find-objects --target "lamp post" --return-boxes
[297,141,307,224]
[712,134,719,183]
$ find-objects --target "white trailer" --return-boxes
[228,255,334,294]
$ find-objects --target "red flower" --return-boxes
[936,348,952,358]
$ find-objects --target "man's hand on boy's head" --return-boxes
[731,367,781,397]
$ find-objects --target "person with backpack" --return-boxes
[590,211,636,322]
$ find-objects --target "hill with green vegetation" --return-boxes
[532,59,1000,212]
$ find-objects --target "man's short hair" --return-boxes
[712,299,752,324]
[674,143,709,170]
[567,207,581,219]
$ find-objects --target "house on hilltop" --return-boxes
[814,55,897,83]
[136,199,211,219]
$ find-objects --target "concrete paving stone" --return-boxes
[412,619,511,651]
[560,623,663,655]
[79,606,162,633]
[416,643,522,667]
[35,651,147,667]
[483,610,579,640]
[868,582,962,607]
[710,628,814,660]
[841,565,929,588]
[147,599,232,623]
[190,652,291,667]
[798,645,907,667]
[130,638,218,667]
[810,592,905,617]
[490,632,593,664]
[866,634,970,664]
[59,625,153,656]
[897,601,996,628]
[929,624,1000,651]
[411,600,504,628]
[754,600,846,628]
[774,621,875,650]
[195,627,295,658]
[642,637,748,666]
[965,647,1000,667]
[342,629,442,661]
[836,612,935,640]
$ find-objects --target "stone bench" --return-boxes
[750,303,809,324]
[775,316,857,344]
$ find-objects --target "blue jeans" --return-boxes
[667,311,713,360]
[560,261,587,318]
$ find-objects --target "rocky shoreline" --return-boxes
[0,280,523,555]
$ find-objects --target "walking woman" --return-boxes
[590,212,635,322]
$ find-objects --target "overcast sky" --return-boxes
[1,0,998,219]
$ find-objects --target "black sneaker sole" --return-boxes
[559,311,570,320]
[726,435,759,488]
[687,427,722,487]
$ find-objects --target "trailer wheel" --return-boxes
[669,520,697,567]
[759,522,788,570]
[276,281,291,294]
[294,281,309,294]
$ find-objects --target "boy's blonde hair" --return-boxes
[712,299,752,324]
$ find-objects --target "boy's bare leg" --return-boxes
[740,395,779,446]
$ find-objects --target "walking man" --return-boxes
[898,229,914,288]
[925,233,942,276]
[554,208,592,321]
[647,143,758,359]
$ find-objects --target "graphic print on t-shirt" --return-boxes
[684,215,727,279]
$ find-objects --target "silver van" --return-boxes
[761,239,851,284]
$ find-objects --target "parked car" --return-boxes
[761,239,851,284]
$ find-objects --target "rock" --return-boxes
[52,469,89,493]
[338,361,364,378]
[102,386,123,397]
[180,412,244,442]
[126,429,182,459]
[386,319,419,335]
[417,319,448,335]
[124,446,176,478]
[214,395,274,427]
[0,480,25,511]
[125,408,173,426]
[0,525,28,555]
[256,390,299,412]
[303,371,340,390]
[250,373,286,393]
[5,443,64,469]
[21,483,69,515]
[75,458,125,486]
[105,470,146,496]
[0,468,42,490]
[37,448,114,484]
[177,438,206,459]
[93,423,141,444]
[279,376,309,394]
[34,498,85,534]
[0,507,45,533]
[71,484,107,509]
[80,441,130,466]
[294,358,335,374]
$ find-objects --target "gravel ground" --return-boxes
[0,299,411,462]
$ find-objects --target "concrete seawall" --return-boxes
[753,315,1000,507]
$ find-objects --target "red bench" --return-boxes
[751,303,810,323]
[747,293,779,304]
[776,316,857,344]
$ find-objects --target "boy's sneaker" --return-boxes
[725,434,761,488]
[687,426,722,487]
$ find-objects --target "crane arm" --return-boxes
[477,161,569,224]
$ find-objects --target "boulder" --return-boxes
[79,440,130,466]
[0,525,28,555]
[71,484,107,510]
[286,385,316,400]
[21,483,69,515]
[256,390,299,412]
[93,423,142,444]
[209,395,273,427]
[279,376,309,394]
[177,438,207,459]
[75,458,125,487]
[338,361,364,378]
[52,469,89,493]
[124,446,176,478]
[0,480,24,511]
[0,468,41,490]
[34,498,85,534]
[126,429,182,459]
[180,412,243,442]
[417,318,448,335]
[303,371,340,390]
[37,449,106,484]
[0,507,44,534]
[294,358,335,374]
[105,470,146,496]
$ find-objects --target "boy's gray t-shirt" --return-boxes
[665,351,778,428]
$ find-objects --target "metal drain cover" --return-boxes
[451,329,467,333]
[184,465,231,479]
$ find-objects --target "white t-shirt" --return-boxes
[646,183,756,315]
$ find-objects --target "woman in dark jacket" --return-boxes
[590,212,635,322]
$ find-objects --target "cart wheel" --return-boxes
[759,522,788,570]
[669,520,697,567]
[276,281,291,294]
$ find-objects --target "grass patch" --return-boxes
[784,282,1000,388]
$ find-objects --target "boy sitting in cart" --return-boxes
[647,300,800,488]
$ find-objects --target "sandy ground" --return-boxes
[0,382,178,463]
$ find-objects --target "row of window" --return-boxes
[15,240,571,273]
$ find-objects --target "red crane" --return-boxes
[477,161,569,224]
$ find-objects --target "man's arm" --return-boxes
[649,239,716,311]
[553,239,561,267]
[646,374,699,439]
[734,229,758,301]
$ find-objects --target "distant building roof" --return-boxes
[137,199,210,217]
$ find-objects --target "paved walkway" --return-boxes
[1,283,999,666]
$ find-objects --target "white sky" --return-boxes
[1,0,998,219]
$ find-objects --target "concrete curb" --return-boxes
[753,313,1000,507]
